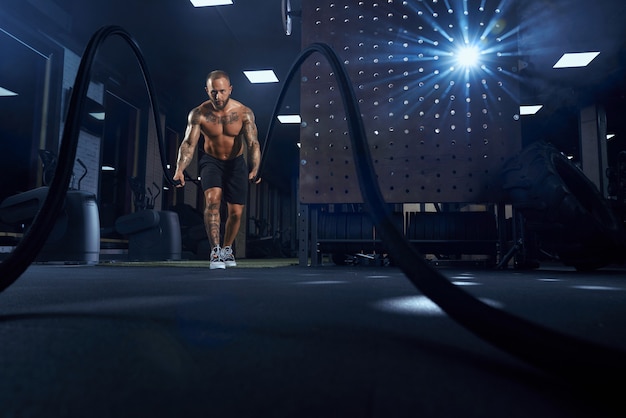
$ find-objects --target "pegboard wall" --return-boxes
[299,0,522,204]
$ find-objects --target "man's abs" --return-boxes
[202,133,243,161]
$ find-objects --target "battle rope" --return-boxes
[261,42,626,392]
[0,25,623,395]
[0,25,174,291]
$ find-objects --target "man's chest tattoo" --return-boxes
[206,112,240,125]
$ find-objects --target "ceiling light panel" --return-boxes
[89,112,106,120]
[243,70,279,83]
[553,52,600,68]
[277,114,302,124]
[0,86,18,96]
[190,0,233,6]
[519,105,543,115]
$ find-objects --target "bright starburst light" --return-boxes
[455,45,481,68]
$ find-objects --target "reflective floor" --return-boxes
[0,261,624,417]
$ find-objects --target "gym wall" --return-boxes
[299,0,522,204]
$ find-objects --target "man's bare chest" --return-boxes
[202,111,242,137]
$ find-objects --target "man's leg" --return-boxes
[223,202,244,248]
[222,202,244,267]
[221,155,248,267]
[204,187,225,269]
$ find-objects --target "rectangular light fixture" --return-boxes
[553,52,600,68]
[277,114,301,124]
[0,86,18,96]
[243,70,279,83]
[520,105,543,115]
[190,0,233,6]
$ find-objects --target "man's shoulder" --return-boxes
[223,99,241,109]
[188,102,211,120]
[228,100,253,117]
[196,101,213,112]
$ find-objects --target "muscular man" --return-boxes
[174,70,261,269]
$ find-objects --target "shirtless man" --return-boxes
[173,70,261,269]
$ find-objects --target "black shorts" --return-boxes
[199,153,248,205]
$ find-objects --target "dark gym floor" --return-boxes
[0,259,625,417]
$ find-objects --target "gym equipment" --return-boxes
[502,141,626,270]
[115,209,181,261]
[0,25,173,289]
[109,178,182,261]
[0,187,99,264]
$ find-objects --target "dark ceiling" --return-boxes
[56,0,304,138]
[4,0,305,187]
[2,0,626,186]
[516,0,626,156]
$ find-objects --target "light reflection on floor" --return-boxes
[295,280,349,285]
[373,295,504,316]
[451,281,482,286]
[570,285,624,291]
[450,273,481,286]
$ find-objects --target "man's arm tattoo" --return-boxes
[176,142,194,171]
[243,109,261,173]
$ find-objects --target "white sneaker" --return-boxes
[210,246,226,270]
[221,246,237,267]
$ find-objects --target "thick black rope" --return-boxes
[1,26,624,396]
[0,25,173,290]
[261,43,626,393]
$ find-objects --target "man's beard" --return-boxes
[213,96,230,110]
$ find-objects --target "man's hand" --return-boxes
[249,172,261,184]
[173,171,185,187]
